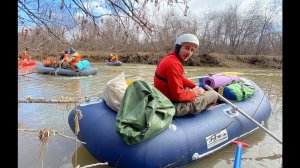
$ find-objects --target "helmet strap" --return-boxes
[175,44,181,56]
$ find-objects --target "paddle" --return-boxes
[232,141,250,168]
[188,72,244,81]
[204,84,282,144]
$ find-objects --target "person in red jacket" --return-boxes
[154,33,218,117]
[21,48,29,62]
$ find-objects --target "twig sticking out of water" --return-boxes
[18,128,86,168]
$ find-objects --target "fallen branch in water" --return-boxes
[18,96,81,103]
[18,72,37,75]
[19,127,86,168]
[18,128,86,144]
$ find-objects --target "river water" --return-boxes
[18,63,282,168]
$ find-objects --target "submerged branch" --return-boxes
[18,97,81,103]
[18,128,86,144]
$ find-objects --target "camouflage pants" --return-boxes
[173,90,218,117]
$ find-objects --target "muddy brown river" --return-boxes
[18,63,282,168]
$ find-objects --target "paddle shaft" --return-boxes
[188,72,244,81]
[188,76,203,80]
[204,85,282,144]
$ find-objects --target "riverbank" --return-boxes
[27,51,282,69]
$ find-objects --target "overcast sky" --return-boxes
[145,0,281,16]
[145,0,282,30]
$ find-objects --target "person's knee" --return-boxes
[174,103,193,117]
[204,90,218,103]
[174,106,188,117]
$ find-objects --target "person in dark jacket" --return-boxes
[153,33,218,117]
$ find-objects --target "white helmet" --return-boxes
[175,34,199,48]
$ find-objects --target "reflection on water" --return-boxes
[18,63,282,168]
[72,145,110,168]
[18,64,37,74]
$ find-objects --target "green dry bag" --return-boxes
[116,80,175,145]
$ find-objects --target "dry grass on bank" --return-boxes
[20,51,282,69]
[209,53,282,69]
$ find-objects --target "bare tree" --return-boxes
[18,0,190,50]
[18,0,282,56]
[255,0,281,55]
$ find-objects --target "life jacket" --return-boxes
[111,55,119,62]
[43,60,54,67]
[22,51,29,61]
[63,52,81,65]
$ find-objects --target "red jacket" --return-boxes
[154,51,196,102]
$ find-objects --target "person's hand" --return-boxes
[192,86,205,96]
[60,59,70,68]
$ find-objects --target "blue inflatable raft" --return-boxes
[68,77,271,168]
[36,64,97,76]
[105,61,123,66]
